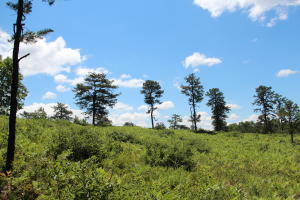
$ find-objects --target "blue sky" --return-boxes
[1,0,300,128]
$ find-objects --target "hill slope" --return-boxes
[0,116,299,199]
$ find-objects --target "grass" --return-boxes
[0,116,299,199]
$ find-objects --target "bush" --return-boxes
[145,140,195,171]
[107,131,136,143]
[49,127,110,162]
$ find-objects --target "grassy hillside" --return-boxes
[0,116,299,199]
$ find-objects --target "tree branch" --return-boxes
[18,53,30,62]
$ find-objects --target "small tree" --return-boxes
[253,85,277,134]
[73,73,119,126]
[52,102,73,121]
[73,116,88,126]
[0,57,28,115]
[181,73,204,132]
[206,88,230,131]
[155,122,166,130]
[20,107,47,119]
[281,99,300,143]
[123,122,135,127]
[140,80,164,129]
[168,114,183,129]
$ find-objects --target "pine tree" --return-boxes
[181,73,204,132]
[52,103,73,121]
[168,114,183,129]
[206,88,230,131]
[253,85,277,134]
[0,57,28,115]
[5,0,55,172]
[73,73,119,126]
[140,80,164,129]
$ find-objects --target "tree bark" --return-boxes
[6,0,24,172]
[150,105,154,129]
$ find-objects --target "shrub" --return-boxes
[107,131,136,143]
[145,140,195,171]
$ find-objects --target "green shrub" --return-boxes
[145,140,195,171]
[107,131,136,143]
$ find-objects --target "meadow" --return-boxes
[0,116,299,200]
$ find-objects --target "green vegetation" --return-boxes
[0,116,299,199]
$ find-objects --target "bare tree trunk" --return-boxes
[150,105,154,129]
[6,0,24,172]
[192,100,197,132]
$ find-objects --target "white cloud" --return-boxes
[157,101,175,110]
[18,103,85,119]
[183,52,222,69]
[229,113,240,121]
[20,37,83,76]
[56,85,70,92]
[138,105,148,111]
[113,102,134,111]
[120,74,132,79]
[42,92,57,100]
[109,112,150,127]
[276,69,298,77]
[193,0,299,26]
[227,104,242,110]
[243,114,258,122]
[0,29,84,76]
[75,66,109,76]
[0,29,11,59]
[113,78,144,88]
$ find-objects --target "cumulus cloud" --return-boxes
[113,102,134,111]
[0,29,11,58]
[0,29,84,76]
[157,101,175,110]
[75,66,109,76]
[109,112,150,127]
[227,104,242,110]
[56,85,70,92]
[243,114,259,122]
[183,52,222,69]
[112,78,144,88]
[42,92,57,100]
[229,113,240,121]
[193,0,300,26]
[276,69,298,77]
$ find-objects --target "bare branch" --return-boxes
[18,53,30,62]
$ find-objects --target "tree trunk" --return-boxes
[290,131,294,144]
[6,0,24,172]
[192,101,197,132]
[150,106,154,129]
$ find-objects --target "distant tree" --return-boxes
[177,125,190,130]
[275,94,287,133]
[253,85,277,134]
[206,88,230,131]
[155,122,166,130]
[281,99,300,143]
[52,103,73,121]
[5,0,55,171]
[20,107,47,119]
[140,80,164,129]
[181,73,204,132]
[73,116,88,126]
[73,72,119,126]
[0,57,28,115]
[95,116,112,127]
[123,122,135,127]
[168,114,183,129]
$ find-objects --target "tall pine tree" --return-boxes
[73,73,119,126]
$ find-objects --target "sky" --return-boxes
[1,0,300,129]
